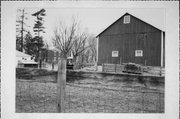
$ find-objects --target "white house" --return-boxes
[16,50,38,68]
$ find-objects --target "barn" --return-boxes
[96,13,165,67]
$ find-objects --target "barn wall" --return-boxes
[98,14,162,66]
[101,15,160,36]
[163,32,165,67]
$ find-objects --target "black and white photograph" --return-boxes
[1,1,179,119]
[15,7,165,113]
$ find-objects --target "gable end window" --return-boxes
[124,15,130,24]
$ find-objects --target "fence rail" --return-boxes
[102,63,165,76]
[103,63,124,72]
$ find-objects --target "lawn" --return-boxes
[16,75,164,113]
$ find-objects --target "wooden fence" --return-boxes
[102,63,165,76]
[102,63,124,72]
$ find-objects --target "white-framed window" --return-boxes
[123,15,130,24]
[112,51,119,57]
[135,50,143,57]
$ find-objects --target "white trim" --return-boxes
[161,31,164,67]
[96,37,99,65]
[135,50,143,57]
[112,51,119,57]
[123,15,130,24]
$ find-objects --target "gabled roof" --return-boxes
[96,12,164,37]
[18,60,38,64]
[16,50,32,57]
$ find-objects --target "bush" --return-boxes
[16,68,56,79]
[123,63,142,74]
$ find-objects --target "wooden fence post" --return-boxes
[57,58,67,113]
[159,67,162,76]
[115,63,116,73]
[102,63,104,72]
[120,57,122,65]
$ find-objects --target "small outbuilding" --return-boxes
[96,12,165,67]
[16,50,38,68]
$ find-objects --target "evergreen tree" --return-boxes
[24,32,35,56]
[32,8,46,61]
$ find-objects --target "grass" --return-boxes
[16,76,164,113]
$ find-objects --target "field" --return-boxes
[16,74,164,113]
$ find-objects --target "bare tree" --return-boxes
[86,35,97,63]
[52,19,77,58]
[52,18,79,113]
[71,32,89,63]
[41,42,50,62]
[52,18,96,67]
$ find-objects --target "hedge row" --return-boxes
[16,68,57,79]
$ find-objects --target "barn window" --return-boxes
[135,50,143,57]
[123,15,130,24]
[112,51,119,57]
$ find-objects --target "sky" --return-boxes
[20,7,165,47]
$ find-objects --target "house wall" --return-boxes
[98,14,163,66]
[46,50,60,64]
[46,50,74,64]
[17,55,32,61]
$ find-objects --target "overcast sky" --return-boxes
[22,8,165,46]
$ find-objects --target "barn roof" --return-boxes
[96,12,164,37]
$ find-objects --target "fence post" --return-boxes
[57,58,67,113]
[115,63,116,73]
[159,67,162,76]
[120,57,121,65]
[102,63,104,72]
[142,92,144,112]
[159,92,161,112]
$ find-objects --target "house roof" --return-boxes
[16,50,32,57]
[18,60,38,64]
[96,12,164,37]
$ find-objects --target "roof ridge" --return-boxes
[96,12,163,37]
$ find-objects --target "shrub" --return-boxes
[16,68,56,79]
[124,63,141,71]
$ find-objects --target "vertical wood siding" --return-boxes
[98,14,163,66]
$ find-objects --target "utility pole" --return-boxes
[16,8,29,52]
[21,9,25,52]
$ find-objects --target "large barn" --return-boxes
[96,13,165,67]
